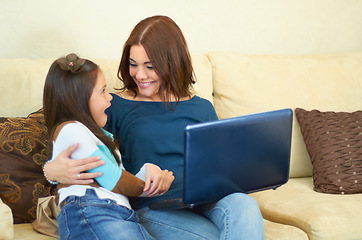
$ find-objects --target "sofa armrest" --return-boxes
[0,198,14,240]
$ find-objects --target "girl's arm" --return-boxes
[53,122,144,197]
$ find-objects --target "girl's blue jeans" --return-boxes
[57,189,155,240]
[137,192,264,240]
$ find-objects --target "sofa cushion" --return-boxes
[0,198,14,240]
[295,108,362,194]
[251,177,362,240]
[206,52,362,178]
[263,219,308,240]
[0,109,56,223]
[14,223,54,240]
[0,59,53,118]
[190,53,214,105]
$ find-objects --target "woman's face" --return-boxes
[89,70,113,127]
[129,44,162,100]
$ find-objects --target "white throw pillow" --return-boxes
[0,198,14,240]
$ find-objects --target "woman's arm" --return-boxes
[46,144,175,196]
[51,122,145,196]
[46,123,174,196]
[44,143,105,185]
[142,164,175,197]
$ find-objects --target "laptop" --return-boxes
[148,108,293,210]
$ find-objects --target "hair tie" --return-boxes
[56,53,86,73]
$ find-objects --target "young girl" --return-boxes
[43,53,174,240]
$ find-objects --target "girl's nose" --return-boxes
[107,91,113,101]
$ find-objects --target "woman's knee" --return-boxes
[220,192,262,216]
[137,207,219,240]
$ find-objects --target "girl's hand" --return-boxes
[144,164,174,197]
[44,143,105,184]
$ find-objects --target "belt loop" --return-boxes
[59,198,68,209]
[85,188,98,197]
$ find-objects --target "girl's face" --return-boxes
[89,70,113,127]
[129,44,162,101]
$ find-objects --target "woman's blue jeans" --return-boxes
[57,189,155,240]
[137,192,264,240]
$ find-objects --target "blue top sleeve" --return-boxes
[89,148,122,191]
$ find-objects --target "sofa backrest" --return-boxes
[0,53,213,118]
[207,52,362,178]
[2,52,361,179]
[0,58,118,117]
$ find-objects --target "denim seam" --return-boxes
[137,222,152,240]
[208,206,230,240]
[59,208,70,239]
[139,215,210,240]
[78,201,101,240]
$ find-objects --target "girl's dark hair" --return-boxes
[118,15,195,106]
[43,54,120,164]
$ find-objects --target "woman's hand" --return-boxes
[44,143,105,185]
[144,164,175,197]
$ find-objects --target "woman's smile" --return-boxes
[129,44,163,101]
[137,80,156,88]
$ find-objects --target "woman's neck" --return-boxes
[118,90,191,102]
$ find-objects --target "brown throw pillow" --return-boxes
[295,108,362,194]
[0,109,56,223]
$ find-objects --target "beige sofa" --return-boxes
[0,52,361,240]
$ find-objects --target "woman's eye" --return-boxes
[129,63,137,67]
[146,65,153,70]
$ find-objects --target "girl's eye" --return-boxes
[129,63,137,67]
[146,65,153,70]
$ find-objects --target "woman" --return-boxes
[45,15,264,239]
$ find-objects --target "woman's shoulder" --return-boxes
[187,96,218,120]
[120,90,136,100]
[188,95,213,107]
[110,91,138,107]
[108,92,137,116]
[112,91,135,101]
[192,95,208,102]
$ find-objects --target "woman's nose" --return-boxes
[135,67,148,80]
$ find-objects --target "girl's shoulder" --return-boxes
[53,121,94,142]
[53,120,76,141]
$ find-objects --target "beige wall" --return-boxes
[1,0,362,59]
